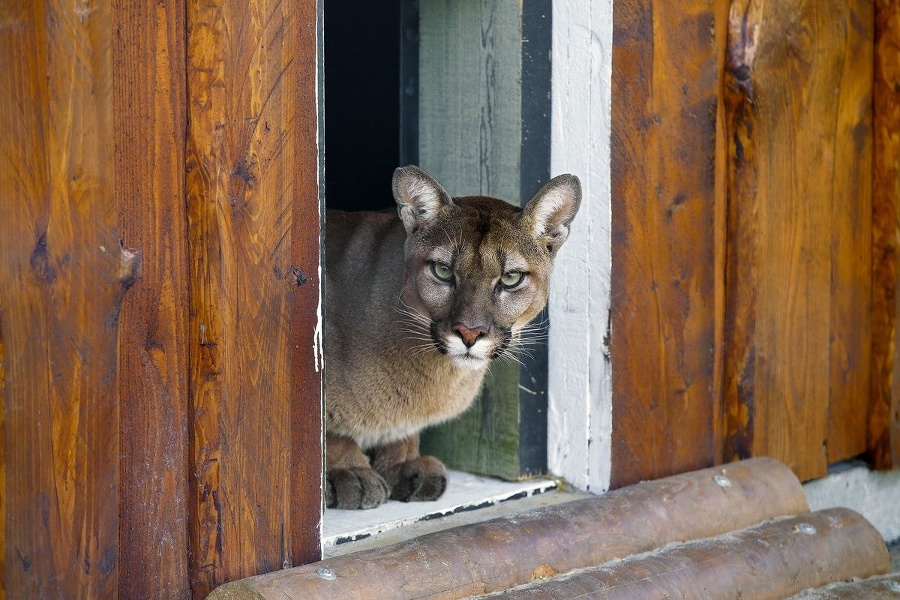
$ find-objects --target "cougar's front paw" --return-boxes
[326,467,389,510]
[389,456,448,502]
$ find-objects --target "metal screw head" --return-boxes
[795,523,817,535]
[713,474,732,488]
[884,580,900,593]
[316,567,337,581]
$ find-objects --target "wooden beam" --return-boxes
[723,0,874,480]
[871,0,900,470]
[185,0,323,594]
[207,458,808,599]
[487,509,889,599]
[610,0,727,487]
[1,2,124,597]
[289,0,325,569]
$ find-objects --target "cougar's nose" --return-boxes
[452,323,487,348]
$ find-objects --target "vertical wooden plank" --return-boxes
[289,0,324,568]
[610,0,724,487]
[418,0,522,201]
[186,0,322,594]
[827,0,874,463]
[113,1,191,597]
[723,0,869,481]
[871,0,900,470]
[1,2,123,597]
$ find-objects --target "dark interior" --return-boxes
[324,0,413,212]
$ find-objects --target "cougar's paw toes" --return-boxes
[326,467,389,510]
[390,456,448,502]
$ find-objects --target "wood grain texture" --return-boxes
[610,0,725,488]
[871,0,900,470]
[723,0,874,481]
[112,1,191,597]
[186,0,322,594]
[208,458,808,600]
[827,0,874,464]
[288,0,324,569]
[418,0,522,201]
[1,2,124,597]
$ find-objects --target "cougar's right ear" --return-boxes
[392,165,453,234]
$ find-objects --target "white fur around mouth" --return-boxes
[451,354,489,370]
[445,336,491,370]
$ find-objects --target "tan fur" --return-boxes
[324,166,580,509]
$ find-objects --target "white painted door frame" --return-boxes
[547,0,614,493]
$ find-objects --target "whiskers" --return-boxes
[492,318,549,368]
[395,293,438,357]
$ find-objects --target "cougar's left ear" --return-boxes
[520,174,581,254]
[393,165,454,234]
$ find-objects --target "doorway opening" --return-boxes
[322,0,555,552]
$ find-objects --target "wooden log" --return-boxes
[487,508,889,599]
[788,573,900,599]
[207,458,808,599]
[870,0,900,470]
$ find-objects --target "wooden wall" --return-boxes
[0,2,323,598]
[611,0,898,486]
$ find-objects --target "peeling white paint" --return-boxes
[547,0,614,493]
[314,263,324,372]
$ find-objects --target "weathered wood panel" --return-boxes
[288,0,324,569]
[723,0,874,481]
[610,0,725,488]
[112,1,191,597]
[1,2,124,597]
[827,1,874,464]
[418,0,522,202]
[871,0,900,470]
[185,0,322,595]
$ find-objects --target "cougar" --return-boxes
[325,165,581,509]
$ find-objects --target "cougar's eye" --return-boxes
[500,271,525,289]
[430,261,454,283]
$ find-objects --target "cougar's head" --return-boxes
[392,165,581,370]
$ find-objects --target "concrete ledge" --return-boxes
[804,460,900,543]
